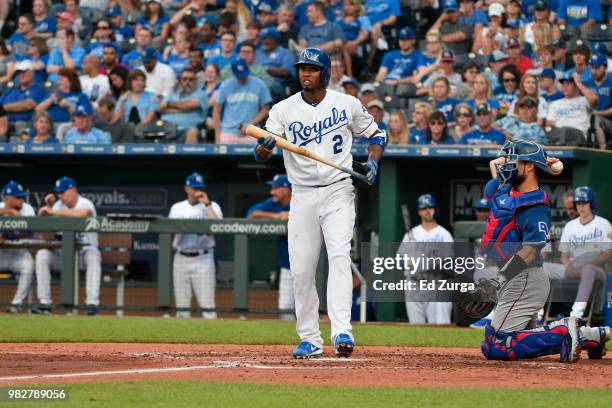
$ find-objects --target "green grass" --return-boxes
[0,315,482,347]
[2,382,610,408]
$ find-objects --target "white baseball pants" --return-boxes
[0,249,34,305]
[173,252,217,319]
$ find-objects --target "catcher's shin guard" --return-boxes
[481,324,566,360]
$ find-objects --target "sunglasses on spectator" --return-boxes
[429,121,445,126]
[97,25,111,29]
[519,103,537,108]
[503,77,517,83]
[181,76,196,81]
[457,112,471,117]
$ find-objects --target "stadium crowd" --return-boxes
[0,0,610,148]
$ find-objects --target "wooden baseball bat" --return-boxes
[245,125,372,185]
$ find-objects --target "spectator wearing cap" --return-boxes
[36,176,101,315]
[22,111,58,144]
[121,28,161,70]
[566,44,592,83]
[255,0,278,27]
[505,37,534,74]
[207,32,236,71]
[473,2,506,56]
[551,39,570,71]
[108,7,134,43]
[276,4,300,48]
[80,55,110,109]
[584,54,612,149]
[256,27,295,101]
[32,0,57,40]
[538,68,564,102]
[367,99,387,131]
[100,44,128,76]
[93,96,134,143]
[557,0,602,29]
[341,78,360,97]
[375,27,424,85]
[460,103,506,145]
[509,73,549,124]
[409,102,433,144]
[9,14,36,61]
[591,42,612,73]
[136,0,171,47]
[338,0,372,78]
[494,64,521,115]
[523,1,560,55]
[458,0,488,39]
[115,69,160,125]
[295,1,345,57]
[137,47,176,98]
[496,96,547,144]
[46,28,86,83]
[467,73,500,118]
[428,77,461,122]
[213,58,272,143]
[426,111,454,145]
[485,50,509,90]
[159,67,209,143]
[55,11,78,41]
[247,173,294,320]
[413,32,444,84]
[358,83,378,106]
[63,104,111,144]
[419,50,464,97]
[428,0,473,55]
[162,34,191,76]
[221,42,273,88]
[546,72,599,138]
[474,198,490,222]
[37,67,91,125]
[0,61,46,127]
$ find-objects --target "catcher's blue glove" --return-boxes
[362,157,379,184]
[258,136,276,151]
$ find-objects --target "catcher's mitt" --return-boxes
[351,160,371,189]
[455,278,500,319]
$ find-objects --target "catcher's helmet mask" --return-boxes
[495,140,551,188]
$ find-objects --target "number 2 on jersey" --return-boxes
[332,135,343,154]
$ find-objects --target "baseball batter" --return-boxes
[254,48,387,358]
[0,181,35,313]
[169,173,222,319]
[465,140,609,362]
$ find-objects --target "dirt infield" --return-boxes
[0,343,610,388]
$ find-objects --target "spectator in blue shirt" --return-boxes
[460,103,506,145]
[256,28,295,101]
[409,102,432,144]
[538,68,564,102]
[364,0,400,31]
[566,44,592,83]
[23,111,59,144]
[159,67,209,144]
[338,0,372,78]
[0,61,47,125]
[9,14,36,61]
[459,0,488,38]
[46,29,86,83]
[206,32,236,71]
[496,96,547,144]
[430,77,461,122]
[36,68,91,125]
[557,0,602,28]
[294,0,336,26]
[585,54,612,149]
[122,28,161,70]
[64,104,111,144]
[87,19,117,59]
[296,1,345,57]
[255,1,279,27]
[198,21,222,61]
[115,69,160,125]
[375,27,424,85]
[163,34,191,76]
[32,0,57,40]
[136,0,170,46]
[367,99,387,131]
[108,7,134,43]
[426,111,455,145]
[213,58,272,144]
[27,37,50,85]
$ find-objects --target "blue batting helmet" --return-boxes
[474,198,490,210]
[495,140,551,187]
[573,186,596,212]
[417,194,437,210]
[294,47,331,86]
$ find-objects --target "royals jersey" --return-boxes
[558,215,612,264]
[265,90,379,187]
[168,200,223,252]
[398,224,454,276]
[0,202,35,240]
[52,196,98,248]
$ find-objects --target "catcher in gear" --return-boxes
[459,140,610,362]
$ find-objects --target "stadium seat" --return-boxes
[134,120,178,142]
[374,83,395,99]
[382,94,406,111]
[584,24,612,41]
[120,38,137,54]
[455,53,487,72]
[559,24,581,41]
[395,83,418,98]
[98,233,133,317]
[544,126,586,146]
[566,38,589,53]
[543,277,603,326]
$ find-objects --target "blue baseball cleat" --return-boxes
[470,317,492,329]
[334,333,354,357]
[292,341,323,359]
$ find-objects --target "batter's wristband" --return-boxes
[368,135,387,148]
[498,254,528,282]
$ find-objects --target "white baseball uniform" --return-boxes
[265,89,379,347]
[35,196,101,306]
[169,199,223,319]
[399,224,454,324]
[0,202,35,306]
[550,215,612,318]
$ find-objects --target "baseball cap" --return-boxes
[14,60,34,73]
[73,104,93,117]
[140,47,157,63]
[592,42,608,55]
[475,103,491,115]
[53,177,77,193]
[488,3,504,17]
[185,172,206,189]
[558,72,575,83]
[505,37,520,49]
[57,11,75,22]
[518,96,538,108]
[488,50,509,63]
[534,0,548,10]
[107,7,123,18]
[443,0,459,12]
[341,77,359,87]
[367,99,384,110]
[539,68,556,80]
[474,198,490,210]
[231,58,250,79]
[2,181,26,198]
[440,50,455,62]
[589,53,608,67]
[267,174,291,189]
[259,27,280,41]
[397,27,415,40]
[552,38,566,49]
[359,83,376,95]
[256,1,274,13]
